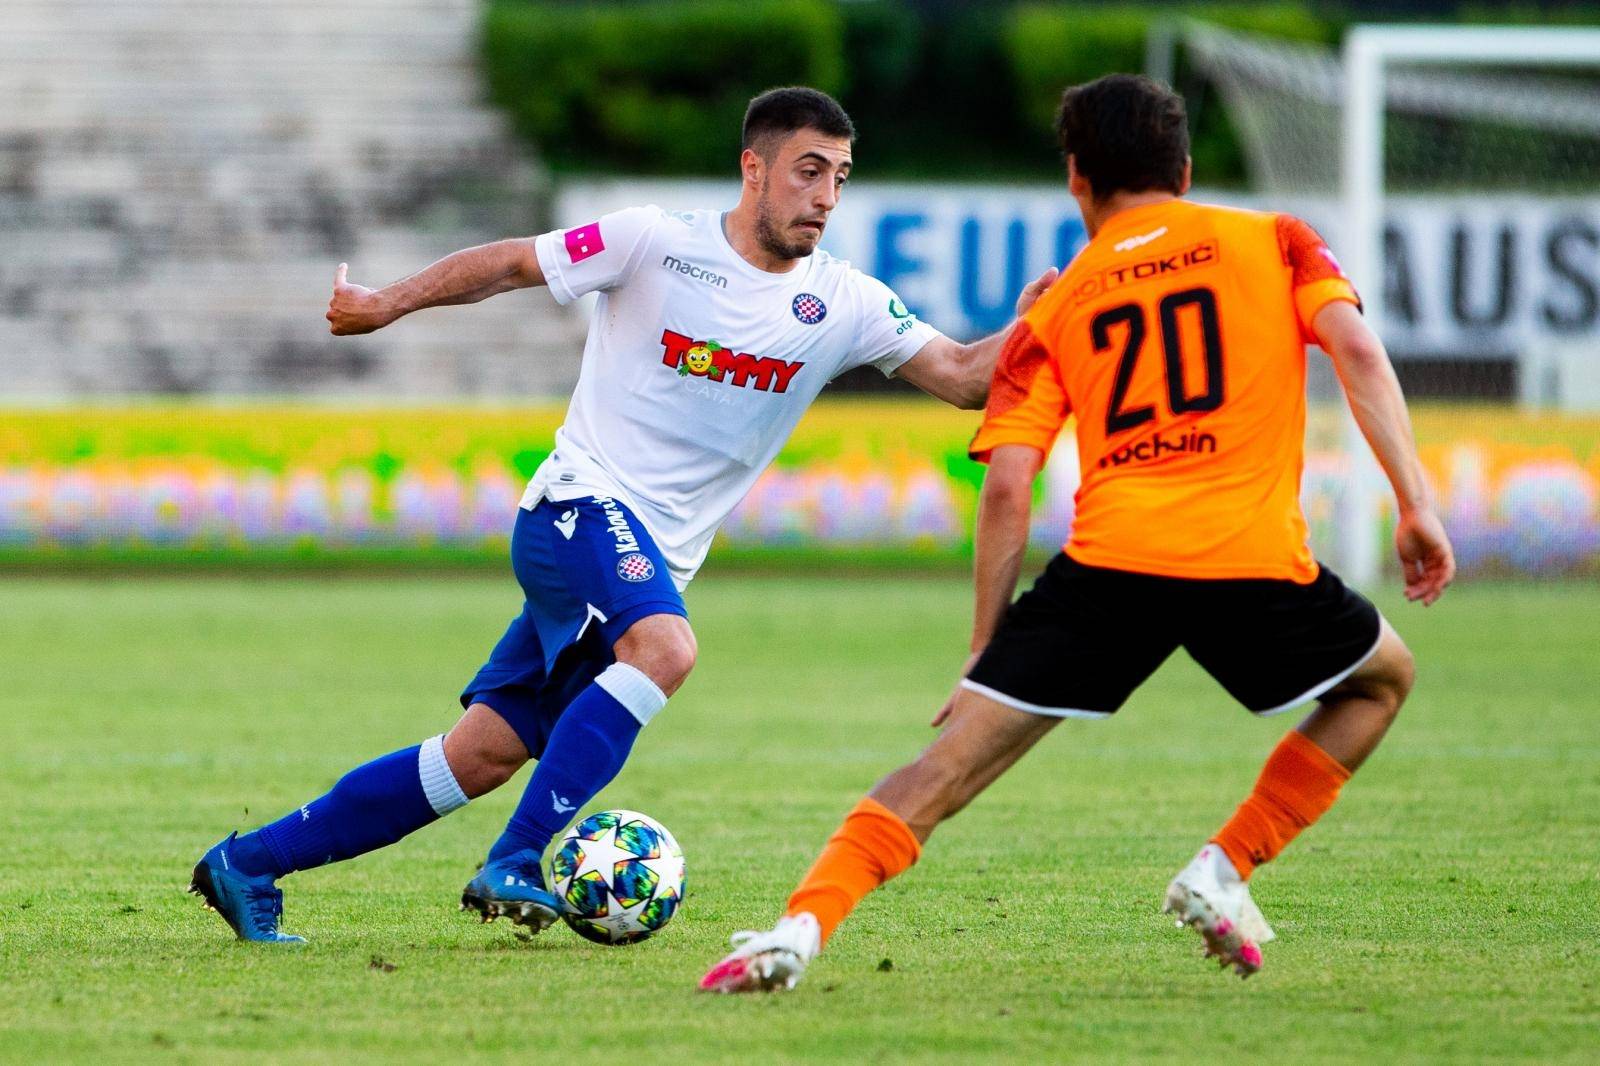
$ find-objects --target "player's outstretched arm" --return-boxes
[896,268,1058,409]
[932,443,1042,726]
[325,239,546,335]
[1314,300,1455,605]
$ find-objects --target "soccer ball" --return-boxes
[549,809,686,945]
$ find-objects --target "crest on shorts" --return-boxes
[617,553,656,582]
[791,293,827,325]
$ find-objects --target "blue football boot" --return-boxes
[460,849,562,931]
[189,833,306,944]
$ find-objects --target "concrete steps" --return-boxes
[0,0,582,400]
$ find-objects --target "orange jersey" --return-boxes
[970,199,1360,583]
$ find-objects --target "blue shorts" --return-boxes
[461,496,686,757]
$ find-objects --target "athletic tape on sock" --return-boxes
[418,734,470,816]
[595,662,669,726]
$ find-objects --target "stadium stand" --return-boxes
[0,0,583,398]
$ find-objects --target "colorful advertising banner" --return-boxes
[0,404,1595,576]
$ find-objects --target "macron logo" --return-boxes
[550,792,576,814]
[1114,226,1168,253]
[662,255,729,289]
[554,509,578,540]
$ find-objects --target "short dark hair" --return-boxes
[742,87,855,158]
[1055,74,1189,200]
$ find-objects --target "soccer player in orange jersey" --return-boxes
[701,74,1456,992]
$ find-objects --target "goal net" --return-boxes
[1173,22,1600,581]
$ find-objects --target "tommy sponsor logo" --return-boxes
[553,508,578,540]
[660,329,805,393]
[1113,226,1168,253]
[593,496,640,555]
[1075,240,1219,302]
[617,552,656,583]
[662,255,729,289]
[564,221,605,264]
[1098,428,1218,469]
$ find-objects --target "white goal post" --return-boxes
[1339,26,1600,584]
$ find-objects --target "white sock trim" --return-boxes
[418,734,469,816]
[596,662,669,726]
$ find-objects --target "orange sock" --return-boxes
[785,796,922,945]
[1211,730,1351,880]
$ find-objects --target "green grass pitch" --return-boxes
[1,574,1596,1063]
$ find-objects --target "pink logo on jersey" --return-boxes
[1319,246,1346,277]
[564,222,605,264]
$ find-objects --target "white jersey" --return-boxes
[522,205,943,588]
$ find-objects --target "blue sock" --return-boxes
[229,735,469,878]
[487,663,667,863]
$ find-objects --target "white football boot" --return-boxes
[1162,844,1276,978]
[698,912,822,993]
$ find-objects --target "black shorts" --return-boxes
[964,553,1383,718]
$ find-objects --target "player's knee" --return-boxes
[1335,639,1414,722]
[467,747,525,796]
[1384,641,1416,711]
[450,744,524,799]
[1364,636,1415,717]
[445,707,530,798]
[615,615,697,696]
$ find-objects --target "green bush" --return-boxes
[482,1,1600,183]
[483,0,846,174]
[482,0,1341,182]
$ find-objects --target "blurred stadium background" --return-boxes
[2,0,1597,579]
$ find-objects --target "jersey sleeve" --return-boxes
[968,320,1070,463]
[534,205,664,305]
[839,272,944,378]
[1276,215,1361,342]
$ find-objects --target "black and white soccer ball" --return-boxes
[549,809,686,945]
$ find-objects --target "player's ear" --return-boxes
[1066,155,1091,199]
[739,147,764,191]
[1178,158,1193,196]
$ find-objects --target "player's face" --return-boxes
[754,131,852,261]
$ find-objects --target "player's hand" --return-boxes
[931,651,983,727]
[1014,267,1060,318]
[1395,507,1455,606]
[326,263,393,335]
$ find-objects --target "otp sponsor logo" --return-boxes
[660,330,806,394]
[564,221,605,264]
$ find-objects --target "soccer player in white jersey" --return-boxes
[188,87,1057,942]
